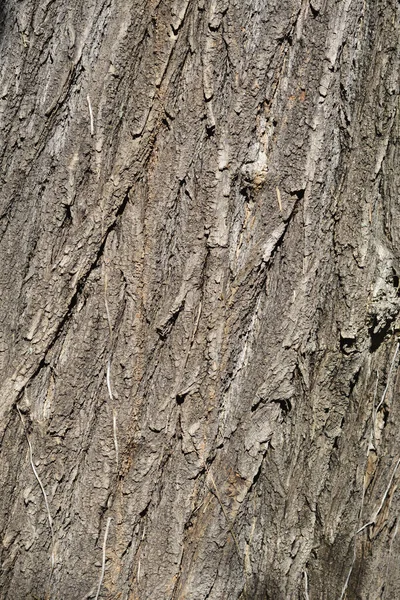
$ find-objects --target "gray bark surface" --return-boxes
[1,0,400,598]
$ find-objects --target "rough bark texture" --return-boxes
[1,0,400,598]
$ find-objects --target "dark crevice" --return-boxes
[208,7,228,32]
[45,186,132,348]
[369,316,395,352]
[251,397,263,413]
[309,2,319,17]
[382,405,389,428]
[187,465,206,481]
[206,121,215,137]
[170,0,192,36]
[270,397,292,416]
[340,335,356,354]
[332,418,345,450]
[139,502,150,519]
[156,300,185,339]
[176,392,186,405]
[162,116,171,130]
[115,189,131,218]
[348,366,361,396]
[0,1,8,44]
[64,203,72,223]
[246,459,264,498]
[261,194,302,273]
[290,188,305,201]
[29,60,85,174]
[392,269,400,295]
[13,187,133,409]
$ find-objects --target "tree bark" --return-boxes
[1,0,400,598]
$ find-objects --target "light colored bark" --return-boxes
[1,0,400,598]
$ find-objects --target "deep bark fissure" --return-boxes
[2,0,400,598]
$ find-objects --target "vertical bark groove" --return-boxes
[1,0,400,598]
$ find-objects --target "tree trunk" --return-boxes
[1,0,400,598]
